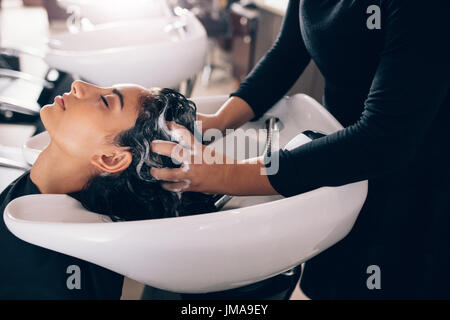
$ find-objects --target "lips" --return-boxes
[54,95,65,110]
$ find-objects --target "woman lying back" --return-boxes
[0,81,213,299]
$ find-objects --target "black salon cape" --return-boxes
[231,0,450,299]
[0,172,124,299]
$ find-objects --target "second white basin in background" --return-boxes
[44,11,207,88]
[57,0,172,24]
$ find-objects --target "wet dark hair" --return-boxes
[78,88,216,221]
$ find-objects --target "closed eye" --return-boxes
[101,95,109,108]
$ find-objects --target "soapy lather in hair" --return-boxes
[78,88,218,221]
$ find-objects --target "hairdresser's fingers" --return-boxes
[151,140,191,163]
[196,113,222,136]
[161,180,191,192]
[166,121,202,150]
[150,167,186,182]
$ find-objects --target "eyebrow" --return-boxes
[112,88,124,109]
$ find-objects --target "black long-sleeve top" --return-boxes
[0,172,124,299]
[231,0,450,299]
[231,0,450,196]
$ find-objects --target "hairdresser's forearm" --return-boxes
[211,96,255,133]
[223,158,278,196]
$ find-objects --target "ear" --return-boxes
[91,149,133,174]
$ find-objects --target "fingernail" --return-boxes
[150,140,161,151]
[149,168,158,179]
[161,183,177,192]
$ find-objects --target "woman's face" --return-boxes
[41,80,148,164]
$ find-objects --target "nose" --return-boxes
[71,80,84,98]
[71,80,101,98]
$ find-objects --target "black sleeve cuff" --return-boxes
[264,149,317,197]
[229,90,266,121]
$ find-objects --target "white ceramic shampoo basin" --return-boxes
[44,12,207,88]
[4,94,368,293]
[57,0,172,24]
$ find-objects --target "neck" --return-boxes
[30,142,96,194]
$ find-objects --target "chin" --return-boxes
[39,104,56,135]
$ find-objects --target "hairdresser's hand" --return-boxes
[195,96,255,140]
[195,113,221,145]
[150,121,277,196]
[196,113,221,133]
